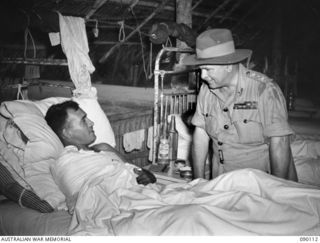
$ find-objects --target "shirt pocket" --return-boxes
[233,119,264,144]
[203,112,218,137]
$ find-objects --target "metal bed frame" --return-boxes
[152,47,199,164]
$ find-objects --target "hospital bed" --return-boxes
[0,47,319,236]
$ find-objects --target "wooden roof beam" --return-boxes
[1,58,68,66]
[99,0,171,63]
[86,0,110,19]
[105,0,209,18]
[192,0,204,11]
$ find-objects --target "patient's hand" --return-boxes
[134,168,157,185]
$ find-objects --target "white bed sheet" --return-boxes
[68,168,320,236]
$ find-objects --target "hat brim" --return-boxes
[181,49,252,65]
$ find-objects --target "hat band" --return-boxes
[196,41,235,59]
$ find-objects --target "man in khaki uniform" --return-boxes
[182,29,297,181]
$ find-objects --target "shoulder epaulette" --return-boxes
[245,70,271,83]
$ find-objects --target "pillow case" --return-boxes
[0,101,66,209]
[0,114,29,188]
[33,97,116,147]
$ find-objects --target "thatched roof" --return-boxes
[0,0,320,102]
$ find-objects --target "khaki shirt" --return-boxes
[192,64,294,178]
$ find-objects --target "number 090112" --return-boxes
[300,237,319,242]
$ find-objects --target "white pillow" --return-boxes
[0,100,43,118]
[0,115,28,188]
[0,101,64,164]
[0,101,66,208]
[72,97,116,147]
[13,115,64,164]
[33,97,116,147]
[33,97,69,115]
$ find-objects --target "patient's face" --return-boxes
[64,108,96,148]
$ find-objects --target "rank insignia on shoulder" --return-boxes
[234,101,258,109]
[246,70,269,83]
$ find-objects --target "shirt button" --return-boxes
[243,119,248,123]
[223,107,228,112]
[224,125,229,130]
[218,141,223,146]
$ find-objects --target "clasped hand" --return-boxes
[133,168,156,185]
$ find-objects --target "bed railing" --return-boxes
[152,47,198,164]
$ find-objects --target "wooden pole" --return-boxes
[176,0,192,59]
[98,0,171,64]
[176,0,192,28]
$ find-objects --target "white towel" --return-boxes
[123,129,145,152]
[58,12,95,97]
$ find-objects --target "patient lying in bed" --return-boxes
[45,100,156,212]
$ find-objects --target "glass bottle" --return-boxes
[157,121,170,165]
[168,115,178,162]
[158,137,170,165]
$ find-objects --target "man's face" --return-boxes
[64,108,96,147]
[200,65,230,90]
